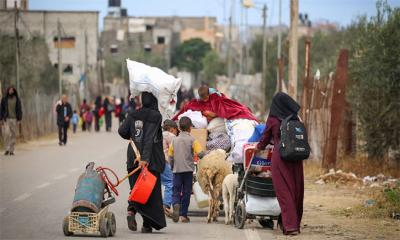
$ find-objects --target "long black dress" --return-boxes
[118,92,166,230]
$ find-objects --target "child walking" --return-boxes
[72,110,79,134]
[168,117,204,223]
[161,119,178,218]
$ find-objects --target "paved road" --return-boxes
[0,126,277,240]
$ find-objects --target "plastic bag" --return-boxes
[246,194,281,216]
[226,119,257,163]
[193,181,209,208]
[126,59,182,119]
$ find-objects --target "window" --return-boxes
[110,44,118,53]
[53,64,73,74]
[157,36,165,45]
[144,44,152,52]
[145,25,153,31]
[63,65,73,74]
[53,36,76,48]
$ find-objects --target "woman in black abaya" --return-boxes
[118,92,166,233]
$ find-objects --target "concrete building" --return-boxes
[0,9,99,97]
[0,0,29,10]
[101,15,218,66]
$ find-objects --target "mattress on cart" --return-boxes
[245,194,281,216]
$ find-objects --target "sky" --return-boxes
[29,0,400,29]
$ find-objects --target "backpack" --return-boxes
[279,115,310,161]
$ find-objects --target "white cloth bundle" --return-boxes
[178,110,208,129]
[126,59,182,119]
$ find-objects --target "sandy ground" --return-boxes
[280,179,400,240]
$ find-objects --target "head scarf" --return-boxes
[141,92,159,111]
[269,92,300,120]
[6,86,18,98]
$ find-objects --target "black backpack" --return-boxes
[279,115,311,161]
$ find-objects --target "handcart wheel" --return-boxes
[99,214,110,238]
[62,215,73,236]
[234,201,246,229]
[259,219,274,229]
[106,212,117,236]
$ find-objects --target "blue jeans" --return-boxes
[160,163,173,207]
[172,172,193,217]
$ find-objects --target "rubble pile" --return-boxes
[315,169,362,185]
[315,169,399,188]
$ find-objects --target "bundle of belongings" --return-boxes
[172,86,259,163]
[126,59,182,120]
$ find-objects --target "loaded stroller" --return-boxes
[233,144,281,229]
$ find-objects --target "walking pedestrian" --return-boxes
[161,119,178,217]
[168,117,205,223]
[118,92,166,233]
[103,97,113,132]
[256,92,304,236]
[79,99,89,131]
[56,95,72,146]
[85,107,94,132]
[94,96,102,132]
[115,97,126,126]
[72,110,79,134]
[0,86,22,155]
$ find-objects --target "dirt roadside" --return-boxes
[274,178,400,240]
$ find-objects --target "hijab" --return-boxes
[269,92,300,120]
[141,92,159,111]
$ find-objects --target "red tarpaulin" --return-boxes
[172,93,258,122]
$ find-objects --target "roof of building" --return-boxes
[0,9,99,14]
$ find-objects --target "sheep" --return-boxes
[196,149,232,223]
[222,173,239,225]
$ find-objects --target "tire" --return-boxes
[234,201,246,229]
[62,215,73,236]
[106,212,116,237]
[259,219,274,229]
[99,215,110,238]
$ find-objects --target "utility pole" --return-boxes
[227,0,235,79]
[57,19,62,98]
[14,2,20,94]
[239,1,243,74]
[84,30,88,100]
[288,0,298,100]
[261,4,267,112]
[277,0,282,92]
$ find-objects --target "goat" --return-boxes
[222,173,239,224]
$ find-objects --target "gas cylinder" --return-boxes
[71,162,105,213]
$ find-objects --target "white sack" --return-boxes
[246,194,281,216]
[226,119,257,163]
[178,110,208,129]
[126,59,182,119]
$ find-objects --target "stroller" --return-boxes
[233,144,281,229]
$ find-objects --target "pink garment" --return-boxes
[172,93,258,122]
[257,116,304,233]
[162,131,176,163]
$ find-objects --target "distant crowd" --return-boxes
[55,87,196,147]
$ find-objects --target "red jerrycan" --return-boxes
[129,166,156,204]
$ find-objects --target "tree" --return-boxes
[202,50,226,87]
[347,1,400,158]
[172,38,212,80]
